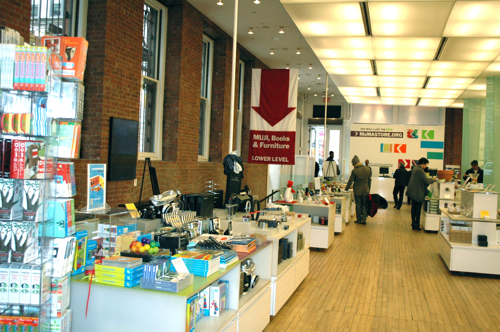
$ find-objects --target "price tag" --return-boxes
[172,258,189,273]
[480,211,490,219]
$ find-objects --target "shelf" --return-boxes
[310,223,330,229]
[238,279,271,311]
[276,248,308,277]
[195,309,238,332]
[441,209,500,223]
[439,231,500,251]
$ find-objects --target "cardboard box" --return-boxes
[19,265,32,304]
[22,180,45,222]
[48,199,75,237]
[8,264,21,304]
[209,281,227,317]
[42,37,88,82]
[50,275,70,317]
[0,178,23,220]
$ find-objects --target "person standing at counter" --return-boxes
[463,160,483,184]
[407,158,435,230]
[345,155,371,224]
[393,162,408,209]
[365,159,372,190]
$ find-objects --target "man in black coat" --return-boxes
[463,160,484,184]
[392,162,408,209]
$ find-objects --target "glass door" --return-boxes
[309,125,343,178]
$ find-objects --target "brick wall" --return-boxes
[444,108,463,170]
[76,1,269,208]
[1,0,270,209]
[0,0,31,42]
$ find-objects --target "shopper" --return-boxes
[407,158,435,230]
[393,162,408,209]
[324,151,340,179]
[345,155,371,224]
[463,160,484,184]
[365,159,372,190]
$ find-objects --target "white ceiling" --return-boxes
[188,0,500,108]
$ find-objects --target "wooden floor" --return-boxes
[264,204,500,332]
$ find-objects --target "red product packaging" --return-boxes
[41,36,88,82]
[10,140,26,179]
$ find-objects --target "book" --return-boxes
[94,264,143,276]
[101,256,142,269]
[95,277,141,288]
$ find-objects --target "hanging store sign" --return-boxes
[248,69,298,165]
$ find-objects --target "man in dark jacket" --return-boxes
[407,158,435,230]
[393,162,408,209]
[345,155,371,224]
[463,160,483,184]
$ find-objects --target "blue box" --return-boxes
[48,199,75,237]
[86,240,97,267]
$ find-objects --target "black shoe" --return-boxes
[355,220,362,224]
[361,221,366,224]
[394,205,398,208]
[413,227,421,231]
[396,206,401,210]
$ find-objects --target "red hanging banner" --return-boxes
[248,69,298,165]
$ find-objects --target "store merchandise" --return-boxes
[22,180,45,222]
[48,199,75,238]
[11,221,39,263]
[71,230,87,276]
[0,263,50,306]
[86,239,97,268]
[0,27,24,45]
[48,81,84,120]
[50,275,70,318]
[41,36,88,82]
[12,46,52,92]
[1,139,12,178]
[96,269,142,281]
[94,263,143,276]
[50,309,72,332]
[95,257,143,287]
[199,286,210,316]
[226,237,256,253]
[0,178,23,220]
[0,308,45,331]
[170,250,222,277]
[101,256,143,269]
[186,294,198,332]
[57,120,81,159]
[51,237,76,278]
[140,258,170,289]
[151,272,193,293]
[219,250,238,268]
[209,280,227,317]
[55,162,77,197]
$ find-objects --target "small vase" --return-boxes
[284,188,294,202]
[298,196,303,203]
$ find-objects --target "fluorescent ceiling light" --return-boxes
[373,37,441,60]
[368,2,455,37]
[338,87,377,97]
[380,88,421,97]
[439,38,500,62]
[444,2,500,37]
[307,37,374,59]
[283,3,365,36]
[331,75,378,87]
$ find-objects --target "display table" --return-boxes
[422,198,460,232]
[276,202,335,248]
[330,191,354,223]
[71,242,274,332]
[371,177,395,203]
[328,196,347,233]
[438,209,500,275]
[249,217,311,315]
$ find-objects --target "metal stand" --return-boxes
[138,158,161,206]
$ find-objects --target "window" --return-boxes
[30,0,87,39]
[199,35,213,161]
[32,5,39,18]
[139,0,167,160]
[236,60,245,153]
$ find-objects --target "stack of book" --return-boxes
[95,257,143,287]
[170,251,222,277]
[219,251,239,269]
[226,238,257,254]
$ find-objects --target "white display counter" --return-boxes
[71,242,274,332]
[438,209,500,275]
[371,177,396,203]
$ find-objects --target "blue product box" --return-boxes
[48,199,75,237]
[86,240,97,267]
[199,287,210,316]
[186,294,198,332]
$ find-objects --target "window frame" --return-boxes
[198,35,214,162]
[138,0,167,161]
[236,60,245,154]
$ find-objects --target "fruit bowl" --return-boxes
[120,249,170,262]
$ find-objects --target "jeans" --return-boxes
[411,199,422,228]
[355,195,368,222]
[393,185,405,207]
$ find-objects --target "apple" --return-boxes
[143,244,150,251]
[148,248,154,254]
[138,247,146,253]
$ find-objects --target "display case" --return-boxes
[331,191,354,223]
[70,242,273,332]
[438,209,500,275]
[328,196,346,233]
[0,49,63,330]
[75,208,136,256]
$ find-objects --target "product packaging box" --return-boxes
[19,265,32,304]
[47,81,84,119]
[8,264,21,304]
[50,308,72,332]
[154,272,193,293]
[0,264,9,302]
[10,221,38,263]
[22,180,45,222]
[199,286,210,316]
[1,139,12,178]
[48,199,75,237]
[186,294,198,332]
[209,281,227,317]
[0,178,23,220]
[50,275,70,317]
[31,264,50,306]
[57,120,81,159]
[10,140,44,179]
[55,162,76,197]
[71,230,87,276]
[51,237,75,278]
[41,37,88,82]
[94,264,143,276]
[86,239,97,267]
[0,222,11,263]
